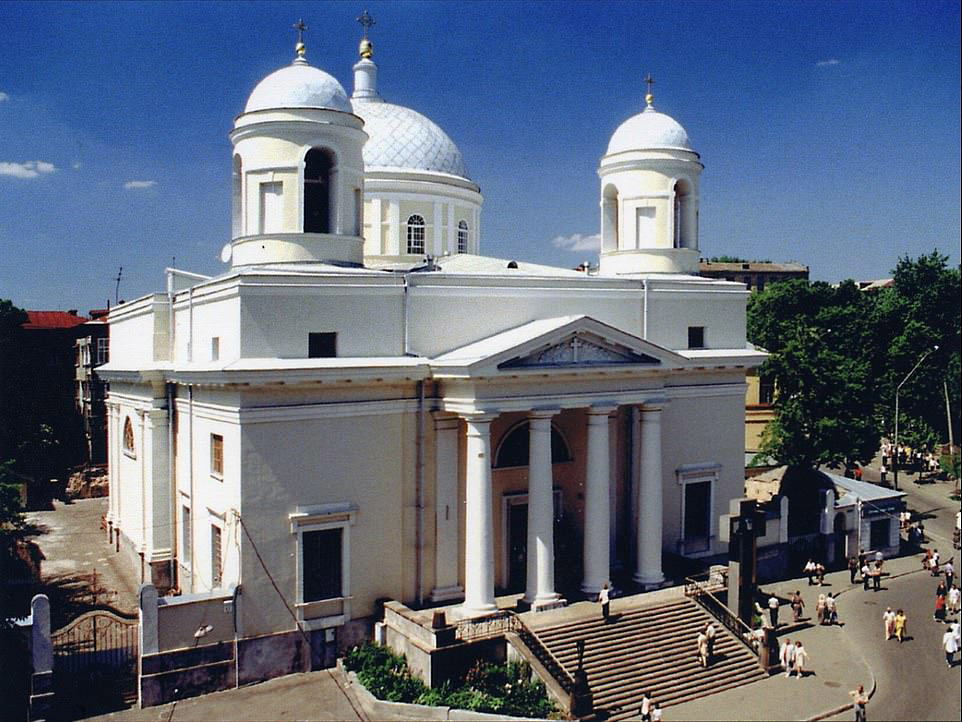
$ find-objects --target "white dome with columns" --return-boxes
[350,19,482,264]
[607,107,693,155]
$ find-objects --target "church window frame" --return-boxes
[601,184,619,253]
[304,147,336,234]
[673,179,694,249]
[457,220,469,254]
[210,523,223,588]
[210,433,224,479]
[122,416,136,458]
[231,154,243,238]
[676,463,720,557]
[493,420,573,469]
[290,503,356,629]
[406,214,426,254]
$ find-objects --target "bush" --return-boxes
[345,644,556,718]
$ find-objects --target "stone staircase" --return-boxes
[532,598,767,720]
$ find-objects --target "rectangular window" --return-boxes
[308,332,337,358]
[759,375,775,405]
[211,337,220,361]
[211,525,223,588]
[259,181,283,234]
[182,506,192,565]
[302,528,342,602]
[688,326,705,349]
[210,434,224,478]
[96,337,109,365]
[684,481,711,540]
[634,207,655,249]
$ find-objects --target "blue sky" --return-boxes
[1,0,959,313]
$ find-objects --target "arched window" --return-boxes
[457,220,469,254]
[122,416,135,456]
[406,215,425,254]
[602,184,619,252]
[673,179,693,249]
[231,155,243,238]
[493,421,572,468]
[304,148,335,233]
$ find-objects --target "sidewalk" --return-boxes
[663,553,925,721]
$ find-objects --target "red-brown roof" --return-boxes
[22,311,88,330]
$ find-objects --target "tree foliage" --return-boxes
[748,253,961,467]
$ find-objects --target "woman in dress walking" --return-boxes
[895,609,908,643]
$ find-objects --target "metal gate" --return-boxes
[52,608,139,712]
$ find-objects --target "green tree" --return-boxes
[748,279,879,467]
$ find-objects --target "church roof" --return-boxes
[607,106,694,155]
[351,99,468,178]
[245,59,352,114]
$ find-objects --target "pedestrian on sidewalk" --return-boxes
[705,621,716,664]
[816,593,827,625]
[598,581,611,622]
[780,637,795,677]
[883,607,896,640]
[816,562,826,586]
[880,462,888,485]
[948,584,960,615]
[850,684,869,722]
[650,702,662,722]
[934,591,947,623]
[861,561,871,591]
[895,609,907,643]
[848,556,859,584]
[944,559,954,589]
[854,465,863,481]
[768,593,780,628]
[931,548,941,576]
[872,561,882,592]
[791,590,805,622]
[805,559,816,585]
[638,691,651,722]
[826,593,839,625]
[942,626,959,667]
[793,641,809,679]
[696,629,709,668]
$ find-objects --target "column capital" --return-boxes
[461,412,499,425]
[527,408,561,420]
[640,396,669,412]
[586,404,618,419]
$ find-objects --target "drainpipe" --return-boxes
[642,279,648,340]
[167,382,177,590]
[402,274,410,356]
[187,286,194,363]
[415,380,425,606]
[188,384,195,592]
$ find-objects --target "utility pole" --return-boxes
[893,345,938,491]
[114,266,123,305]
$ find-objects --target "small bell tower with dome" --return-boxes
[226,21,368,268]
[598,75,703,276]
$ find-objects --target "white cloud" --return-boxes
[816,59,840,67]
[0,160,57,178]
[124,180,156,189]
[0,92,9,102]
[551,232,601,252]
[72,161,82,170]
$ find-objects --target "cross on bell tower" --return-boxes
[292,19,308,58]
[357,9,375,59]
[644,72,655,108]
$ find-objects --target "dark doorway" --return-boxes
[304,148,334,233]
[507,502,527,592]
[833,512,847,568]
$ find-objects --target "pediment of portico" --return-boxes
[431,315,686,378]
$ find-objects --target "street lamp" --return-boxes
[893,345,938,491]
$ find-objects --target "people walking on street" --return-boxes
[850,684,869,722]
[883,607,896,640]
[768,593,780,628]
[791,590,804,622]
[942,625,959,667]
[948,584,960,615]
[935,591,947,623]
[880,462,887,485]
[816,593,827,625]
[650,702,662,722]
[780,637,795,677]
[872,561,882,592]
[805,559,816,585]
[931,549,941,576]
[849,556,859,584]
[944,559,954,589]
[696,629,709,668]
[816,562,826,585]
[861,561,871,591]
[638,691,651,722]
[705,622,716,664]
[895,609,907,643]
[793,641,809,678]
[826,593,838,625]
[598,581,611,622]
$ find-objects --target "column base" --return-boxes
[429,585,464,603]
[632,572,666,590]
[530,596,567,612]
[458,602,498,620]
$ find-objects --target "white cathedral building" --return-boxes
[100,25,763,661]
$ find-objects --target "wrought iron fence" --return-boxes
[684,576,762,659]
[52,607,139,701]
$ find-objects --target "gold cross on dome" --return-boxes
[644,72,655,105]
[357,9,375,38]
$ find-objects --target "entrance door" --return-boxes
[507,502,527,593]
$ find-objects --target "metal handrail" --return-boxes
[684,576,758,657]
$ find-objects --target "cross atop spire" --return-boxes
[358,9,375,38]
[644,72,655,108]
[293,19,308,58]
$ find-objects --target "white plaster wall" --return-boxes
[644,284,747,350]
[172,294,241,364]
[237,409,412,637]
[107,295,169,366]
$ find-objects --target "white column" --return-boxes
[387,199,400,255]
[582,405,615,595]
[634,403,665,587]
[462,414,498,616]
[525,410,561,609]
[106,402,118,527]
[431,414,463,602]
[432,201,443,257]
[608,413,619,568]
[447,203,456,253]
[370,197,382,253]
